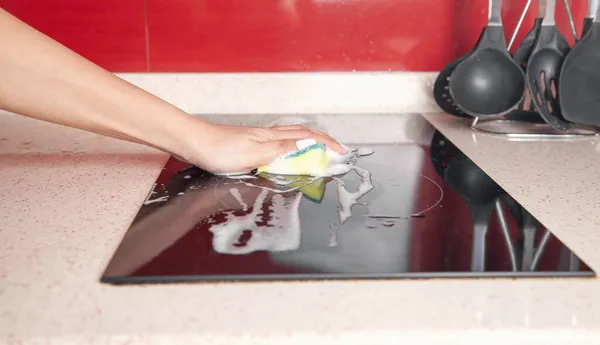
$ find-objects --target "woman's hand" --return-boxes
[0,10,347,175]
[181,121,348,174]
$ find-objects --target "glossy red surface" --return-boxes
[0,0,587,72]
[1,0,148,72]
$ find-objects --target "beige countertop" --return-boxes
[2,72,600,344]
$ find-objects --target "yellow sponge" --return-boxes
[257,143,329,176]
[296,178,326,203]
[258,172,327,203]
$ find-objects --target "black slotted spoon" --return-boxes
[525,0,573,131]
[509,0,544,117]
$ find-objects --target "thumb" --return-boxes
[259,139,299,163]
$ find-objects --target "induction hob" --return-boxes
[101,131,595,284]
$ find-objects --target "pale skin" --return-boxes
[0,8,346,173]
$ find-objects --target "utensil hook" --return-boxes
[508,0,533,50]
[562,0,578,41]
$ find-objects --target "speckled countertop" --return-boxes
[2,72,600,345]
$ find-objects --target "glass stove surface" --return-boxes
[101,132,595,284]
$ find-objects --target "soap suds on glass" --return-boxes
[205,147,377,253]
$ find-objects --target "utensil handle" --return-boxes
[543,0,556,26]
[589,0,598,18]
[489,0,503,26]
[538,0,547,17]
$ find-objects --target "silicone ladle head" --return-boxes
[449,0,526,116]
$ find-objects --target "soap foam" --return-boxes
[208,146,376,254]
[334,166,374,224]
[209,190,302,255]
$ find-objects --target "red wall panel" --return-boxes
[1,0,148,72]
[146,0,458,72]
[0,0,588,72]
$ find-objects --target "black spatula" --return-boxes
[558,0,600,126]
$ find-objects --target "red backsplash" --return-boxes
[1,0,586,72]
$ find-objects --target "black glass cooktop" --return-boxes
[101,131,595,284]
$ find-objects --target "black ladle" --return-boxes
[434,25,528,118]
[558,0,600,126]
[434,0,537,119]
[444,153,506,272]
[525,0,573,131]
[449,0,526,116]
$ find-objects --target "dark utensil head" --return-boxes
[559,25,600,126]
[512,18,543,68]
[526,50,572,130]
[525,25,572,130]
[433,57,470,117]
[450,48,526,116]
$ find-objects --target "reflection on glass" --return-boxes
[101,142,594,282]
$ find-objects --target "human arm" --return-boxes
[0,8,346,173]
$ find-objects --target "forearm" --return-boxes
[0,8,205,156]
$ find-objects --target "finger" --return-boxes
[270,125,306,131]
[305,130,347,155]
[267,128,347,155]
[269,129,313,140]
[261,139,300,162]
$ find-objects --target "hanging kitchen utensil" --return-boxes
[432,56,471,118]
[434,0,537,118]
[471,0,598,138]
[558,0,600,126]
[449,0,526,116]
[582,0,598,37]
[525,0,573,131]
[512,0,543,68]
[508,0,544,117]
